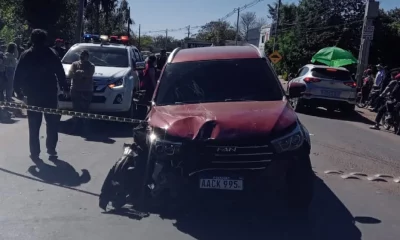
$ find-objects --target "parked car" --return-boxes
[60,42,145,117]
[99,45,314,213]
[287,64,357,113]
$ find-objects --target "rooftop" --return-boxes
[172,45,263,63]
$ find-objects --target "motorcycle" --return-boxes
[381,102,400,135]
[356,86,381,109]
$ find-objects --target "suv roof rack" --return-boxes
[167,47,181,63]
[243,43,265,59]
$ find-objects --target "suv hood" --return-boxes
[148,101,297,140]
[62,64,129,79]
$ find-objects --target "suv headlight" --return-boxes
[108,78,124,89]
[271,123,305,153]
[149,133,182,156]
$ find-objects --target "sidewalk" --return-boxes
[356,107,377,122]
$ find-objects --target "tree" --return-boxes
[265,0,370,74]
[85,0,133,35]
[151,35,180,51]
[196,21,237,45]
[6,0,78,42]
[240,12,257,41]
[139,35,153,50]
[0,0,27,42]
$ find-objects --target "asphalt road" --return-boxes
[0,108,400,240]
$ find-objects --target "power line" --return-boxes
[141,0,266,35]
[279,19,363,33]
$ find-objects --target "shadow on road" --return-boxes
[302,108,375,125]
[28,158,91,187]
[59,118,134,142]
[0,167,99,197]
[106,177,377,240]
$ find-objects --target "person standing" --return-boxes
[156,49,167,71]
[14,29,69,164]
[3,43,18,101]
[53,39,66,59]
[374,64,385,87]
[68,50,95,134]
[361,69,374,103]
[14,37,25,59]
[142,55,157,101]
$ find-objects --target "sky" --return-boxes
[128,0,399,39]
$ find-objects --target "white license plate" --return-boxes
[321,89,341,98]
[199,178,243,191]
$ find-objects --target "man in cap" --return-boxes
[374,64,385,87]
[53,39,66,59]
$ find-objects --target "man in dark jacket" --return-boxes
[156,49,167,71]
[14,29,69,164]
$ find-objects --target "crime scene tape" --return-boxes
[0,101,146,124]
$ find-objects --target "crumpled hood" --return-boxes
[63,64,129,79]
[148,101,298,140]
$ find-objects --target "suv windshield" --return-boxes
[311,68,352,81]
[155,58,283,105]
[62,45,129,68]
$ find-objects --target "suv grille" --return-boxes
[200,141,275,169]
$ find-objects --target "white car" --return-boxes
[59,42,145,117]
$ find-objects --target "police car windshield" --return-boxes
[62,45,129,68]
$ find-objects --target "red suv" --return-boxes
[100,45,314,212]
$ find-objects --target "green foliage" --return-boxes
[195,21,238,45]
[85,0,133,35]
[267,0,400,74]
[0,0,27,43]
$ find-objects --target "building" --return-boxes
[247,27,261,46]
[240,24,271,52]
[258,25,271,53]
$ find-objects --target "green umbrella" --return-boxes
[311,46,358,67]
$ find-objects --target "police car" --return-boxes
[59,35,145,117]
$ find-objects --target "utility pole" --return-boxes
[127,7,131,37]
[165,29,168,49]
[138,24,141,50]
[355,0,380,87]
[187,25,190,38]
[235,7,240,45]
[272,0,281,52]
[75,0,85,43]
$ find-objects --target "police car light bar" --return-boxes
[120,36,129,41]
[100,35,109,41]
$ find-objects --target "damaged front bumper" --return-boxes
[146,122,311,196]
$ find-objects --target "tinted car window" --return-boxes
[134,49,142,61]
[62,45,129,68]
[311,68,352,81]
[155,58,283,105]
[298,67,309,77]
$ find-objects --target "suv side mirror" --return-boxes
[135,61,146,70]
[288,82,306,98]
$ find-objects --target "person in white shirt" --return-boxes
[375,64,385,87]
